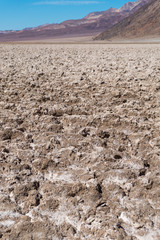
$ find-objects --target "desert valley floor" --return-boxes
[0,43,160,240]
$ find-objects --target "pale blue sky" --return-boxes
[0,0,133,30]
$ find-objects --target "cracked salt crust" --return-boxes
[135,230,160,240]
[44,171,74,183]
[1,44,160,239]
[120,212,160,240]
[0,211,20,218]
[103,176,127,187]
[40,209,70,225]
[0,220,15,227]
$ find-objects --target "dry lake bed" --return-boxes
[0,43,160,240]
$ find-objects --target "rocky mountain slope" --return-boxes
[0,0,151,41]
[95,0,160,40]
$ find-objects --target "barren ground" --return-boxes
[0,44,160,240]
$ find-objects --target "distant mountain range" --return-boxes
[0,0,151,41]
[95,0,159,40]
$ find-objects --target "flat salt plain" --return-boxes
[0,43,160,240]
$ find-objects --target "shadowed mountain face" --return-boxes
[95,0,160,40]
[0,0,151,41]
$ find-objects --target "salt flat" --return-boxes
[0,44,160,240]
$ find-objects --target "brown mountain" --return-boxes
[95,0,159,40]
[0,0,151,41]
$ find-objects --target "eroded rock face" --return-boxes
[0,44,160,240]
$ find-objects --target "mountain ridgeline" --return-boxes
[0,0,152,41]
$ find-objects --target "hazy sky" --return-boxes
[0,0,133,30]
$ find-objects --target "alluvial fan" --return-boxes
[0,44,160,240]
